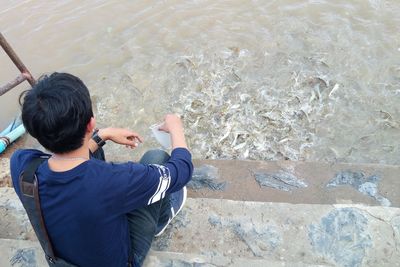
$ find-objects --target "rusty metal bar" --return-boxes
[0,73,27,96]
[0,32,35,96]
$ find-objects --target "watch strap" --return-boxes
[92,129,106,147]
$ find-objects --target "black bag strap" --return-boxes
[19,156,77,266]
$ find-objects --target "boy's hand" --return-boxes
[158,114,184,134]
[158,114,187,149]
[99,128,143,149]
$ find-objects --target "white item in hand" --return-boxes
[150,123,172,149]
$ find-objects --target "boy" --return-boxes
[10,72,193,266]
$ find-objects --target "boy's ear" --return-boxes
[87,117,96,133]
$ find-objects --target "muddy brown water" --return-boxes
[1,0,399,164]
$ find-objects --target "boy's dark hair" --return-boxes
[20,72,93,153]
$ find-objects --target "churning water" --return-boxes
[1,0,399,164]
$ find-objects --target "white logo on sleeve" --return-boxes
[148,164,171,205]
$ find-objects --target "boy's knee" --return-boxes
[140,149,170,165]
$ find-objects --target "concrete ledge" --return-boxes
[189,159,400,207]
[2,156,399,207]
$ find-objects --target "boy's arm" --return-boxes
[121,148,193,212]
[89,113,185,152]
[121,114,192,211]
[88,128,143,153]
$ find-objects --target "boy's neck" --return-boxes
[52,146,90,160]
[48,136,91,172]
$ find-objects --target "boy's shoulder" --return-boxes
[10,149,50,195]
[11,149,49,168]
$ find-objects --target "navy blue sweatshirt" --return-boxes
[10,148,193,267]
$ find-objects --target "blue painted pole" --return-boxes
[0,124,25,154]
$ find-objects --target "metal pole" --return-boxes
[0,32,35,86]
[0,32,34,154]
[0,73,28,96]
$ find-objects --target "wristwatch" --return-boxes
[92,128,106,147]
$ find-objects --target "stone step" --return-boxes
[151,198,400,267]
[143,251,330,267]
[189,159,400,207]
[1,190,399,266]
[0,238,47,267]
[0,238,329,267]
[0,187,36,241]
